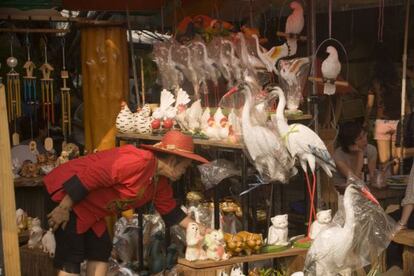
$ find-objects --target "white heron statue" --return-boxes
[268,86,336,235]
[303,177,396,276]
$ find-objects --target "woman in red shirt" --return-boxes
[45,130,208,275]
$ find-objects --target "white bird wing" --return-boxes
[175,88,191,107]
[286,124,335,170]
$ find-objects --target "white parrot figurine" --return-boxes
[321,46,341,95]
[152,89,176,120]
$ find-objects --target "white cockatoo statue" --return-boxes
[152,89,176,121]
[186,99,203,132]
[321,46,341,95]
[285,1,305,36]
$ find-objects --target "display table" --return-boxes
[176,248,307,276]
[392,229,414,276]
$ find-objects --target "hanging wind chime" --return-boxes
[39,41,55,152]
[23,35,38,153]
[6,35,22,146]
[60,38,71,142]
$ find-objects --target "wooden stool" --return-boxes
[176,248,307,276]
[392,229,414,276]
[19,244,56,276]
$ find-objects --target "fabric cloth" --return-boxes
[333,144,377,187]
[374,119,399,141]
[53,211,113,272]
[368,79,401,120]
[402,162,414,206]
[44,145,186,237]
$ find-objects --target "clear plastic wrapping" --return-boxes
[198,159,241,189]
[278,57,310,112]
[304,176,397,275]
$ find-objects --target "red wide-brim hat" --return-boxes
[140,130,209,163]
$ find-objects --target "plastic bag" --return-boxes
[198,159,241,189]
[304,176,397,275]
[278,57,310,112]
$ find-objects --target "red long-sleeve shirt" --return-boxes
[44,145,185,236]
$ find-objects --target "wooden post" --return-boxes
[0,84,22,275]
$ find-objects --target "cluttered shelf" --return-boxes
[116,113,312,149]
[177,247,307,269]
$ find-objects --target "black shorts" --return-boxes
[53,211,112,273]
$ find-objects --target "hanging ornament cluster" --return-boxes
[60,38,71,141]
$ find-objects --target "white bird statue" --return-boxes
[285,1,305,36]
[225,79,297,183]
[321,46,341,95]
[185,99,203,132]
[174,88,191,130]
[152,89,176,121]
[269,86,336,234]
[303,177,395,276]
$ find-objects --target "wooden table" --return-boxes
[392,229,414,276]
[177,248,307,276]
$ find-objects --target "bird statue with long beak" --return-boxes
[268,86,336,238]
[302,176,397,276]
[321,46,341,95]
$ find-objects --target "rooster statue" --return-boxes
[116,102,135,133]
[321,46,341,95]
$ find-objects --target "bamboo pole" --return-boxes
[399,0,411,173]
[0,83,21,275]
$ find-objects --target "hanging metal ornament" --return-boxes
[39,41,55,152]
[23,34,38,153]
[6,35,22,146]
[60,38,71,142]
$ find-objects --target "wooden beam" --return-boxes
[0,84,21,275]
[0,28,70,33]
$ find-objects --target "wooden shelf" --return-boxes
[14,176,43,188]
[116,133,244,149]
[178,247,307,269]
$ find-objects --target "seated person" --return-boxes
[333,121,377,190]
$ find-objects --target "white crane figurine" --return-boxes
[302,177,392,276]
[223,79,297,184]
[268,86,336,237]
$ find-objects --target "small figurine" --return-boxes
[56,150,69,166]
[28,217,43,249]
[185,222,206,261]
[309,209,332,240]
[267,214,289,246]
[20,160,40,178]
[230,266,245,276]
[204,229,229,261]
[224,233,244,257]
[16,208,28,233]
[37,153,47,166]
[237,231,263,255]
[41,228,56,258]
[62,142,80,159]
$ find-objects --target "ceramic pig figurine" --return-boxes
[185,222,206,261]
[41,228,56,258]
[28,218,43,249]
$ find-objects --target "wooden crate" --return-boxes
[20,244,56,276]
[176,248,307,276]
